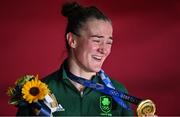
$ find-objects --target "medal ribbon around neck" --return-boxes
[64,66,142,110]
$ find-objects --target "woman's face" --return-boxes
[71,19,113,73]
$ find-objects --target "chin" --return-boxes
[90,67,101,73]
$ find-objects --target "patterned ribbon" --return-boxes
[65,68,142,111]
[32,101,51,116]
[33,94,65,116]
[99,70,131,110]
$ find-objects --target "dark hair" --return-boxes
[61,2,111,50]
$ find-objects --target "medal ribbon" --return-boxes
[99,70,131,110]
[65,68,142,110]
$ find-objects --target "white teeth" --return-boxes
[92,56,102,60]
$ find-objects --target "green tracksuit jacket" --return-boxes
[16,63,133,116]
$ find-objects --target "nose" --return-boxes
[98,42,107,54]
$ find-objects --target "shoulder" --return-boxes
[110,78,129,93]
[42,60,66,84]
[42,69,61,84]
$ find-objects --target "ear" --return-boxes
[66,32,77,48]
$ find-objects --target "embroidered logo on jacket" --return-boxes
[100,96,112,116]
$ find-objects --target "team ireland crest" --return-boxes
[100,96,112,114]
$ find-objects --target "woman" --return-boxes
[17,2,133,116]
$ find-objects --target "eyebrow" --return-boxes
[90,35,113,40]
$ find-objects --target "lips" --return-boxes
[92,55,103,61]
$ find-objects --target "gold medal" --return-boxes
[137,99,156,117]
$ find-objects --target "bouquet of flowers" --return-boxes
[7,75,64,116]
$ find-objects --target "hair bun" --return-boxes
[61,2,82,17]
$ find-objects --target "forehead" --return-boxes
[79,19,113,36]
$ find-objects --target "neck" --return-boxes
[67,57,96,80]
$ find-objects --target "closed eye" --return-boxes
[91,36,101,43]
[90,35,113,45]
[107,41,113,45]
[106,39,113,45]
[92,39,101,43]
[90,35,104,38]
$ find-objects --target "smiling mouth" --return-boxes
[92,55,103,62]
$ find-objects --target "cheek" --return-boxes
[105,46,112,56]
[76,44,95,59]
[84,43,98,53]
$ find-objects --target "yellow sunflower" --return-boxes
[21,76,49,103]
